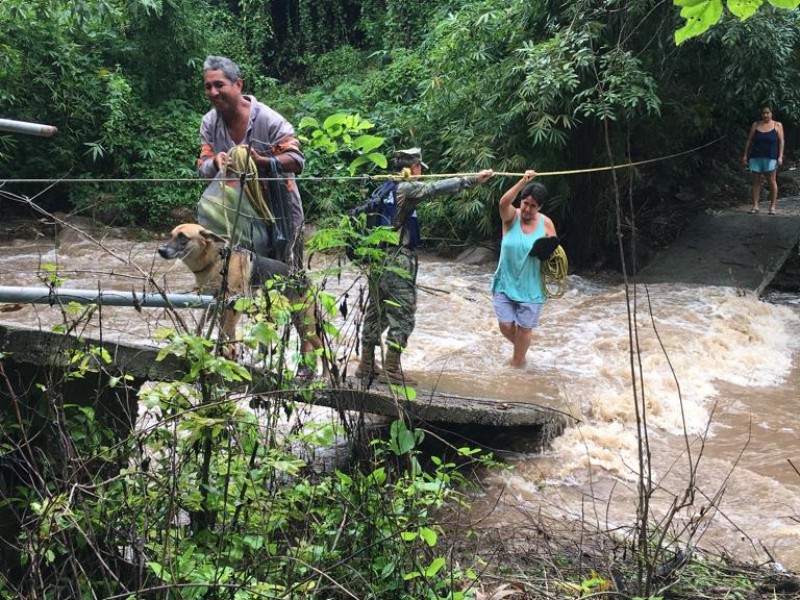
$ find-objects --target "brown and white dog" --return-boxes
[158,223,324,373]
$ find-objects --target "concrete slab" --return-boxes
[0,322,188,381]
[270,382,573,428]
[1,323,575,449]
[636,198,800,294]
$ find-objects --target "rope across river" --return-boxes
[373,136,725,182]
[0,137,724,186]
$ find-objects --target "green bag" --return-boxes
[197,174,273,257]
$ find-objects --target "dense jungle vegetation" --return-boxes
[2,1,800,599]
[2,0,799,268]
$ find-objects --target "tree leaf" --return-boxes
[322,113,347,130]
[297,116,319,129]
[419,527,438,547]
[367,152,387,168]
[728,0,763,19]
[390,420,416,455]
[425,557,446,577]
[352,134,384,153]
[673,0,724,44]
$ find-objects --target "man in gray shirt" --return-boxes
[197,55,305,267]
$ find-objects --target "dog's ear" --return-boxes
[199,229,227,245]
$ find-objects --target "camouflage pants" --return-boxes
[361,249,418,350]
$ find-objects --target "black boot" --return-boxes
[381,348,417,386]
[355,345,381,379]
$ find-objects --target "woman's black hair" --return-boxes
[520,181,548,205]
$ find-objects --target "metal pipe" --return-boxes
[0,118,58,138]
[0,287,216,308]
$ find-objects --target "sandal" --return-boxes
[748,208,759,214]
[769,208,777,215]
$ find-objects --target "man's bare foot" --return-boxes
[510,359,526,368]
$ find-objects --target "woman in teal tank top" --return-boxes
[491,170,558,368]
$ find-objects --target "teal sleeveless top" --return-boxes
[491,213,546,303]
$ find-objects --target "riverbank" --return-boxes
[460,512,800,599]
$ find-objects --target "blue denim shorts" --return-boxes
[492,292,543,329]
[749,158,777,173]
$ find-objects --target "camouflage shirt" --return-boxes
[393,175,480,247]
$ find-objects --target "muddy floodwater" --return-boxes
[2,216,799,569]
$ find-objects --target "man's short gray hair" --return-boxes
[203,56,241,83]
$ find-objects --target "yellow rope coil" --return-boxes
[541,245,568,299]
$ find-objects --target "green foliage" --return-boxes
[673,0,800,44]
[117,0,212,102]
[712,9,800,119]
[361,48,426,112]
[300,113,386,174]
[0,0,216,223]
[0,0,123,176]
[358,0,434,50]
[674,0,725,45]
[401,0,663,253]
[309,213,389,257]
[305,46,370,89]
[120,100,201,222]
[296,112,389,220]
[668,558,757,597]
[556,570,613,596]
[2,308,498,597]
[4,0,800,259]
[307,213,413,290]
[68,99,201,225]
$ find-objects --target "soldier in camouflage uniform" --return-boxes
[356,149,494,385]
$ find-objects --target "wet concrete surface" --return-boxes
[637,195,800,294]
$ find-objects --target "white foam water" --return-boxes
[411,257,800,567]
